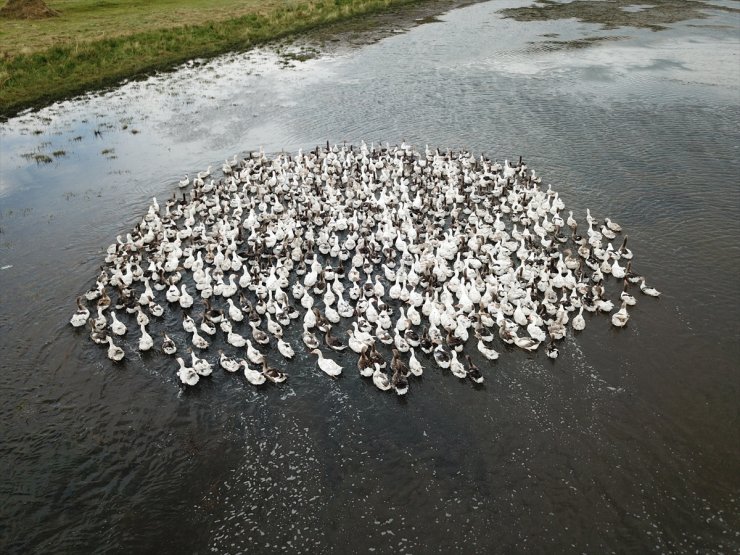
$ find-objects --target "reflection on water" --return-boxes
[1,0,739,552]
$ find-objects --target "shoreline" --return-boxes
[0,0,468,119]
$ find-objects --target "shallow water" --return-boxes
[1,0,739,552]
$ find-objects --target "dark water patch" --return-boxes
[501,0,738,31]
[530,35,629,52]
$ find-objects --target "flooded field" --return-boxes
[1,0,738,552]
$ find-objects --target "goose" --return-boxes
[475,333,499,360]
[605,217,622,232]
[618,236,633,260]
[372,367,392,391]
[571,306,586,331]
[311,349,342,377]
[249,322,270,345]
[324,304,340,324]
[303,326,321,350]
[546,339,559,359]
[242,360,267,386]
[166,281,180,303]
[611,258,626,279]
[219,350,240,372]
[625,261,641,284]
[324,327,346,351]
[601,225,616,240]
[90,306,108,332]
[149,302,164,317]
[367,344,387,370]
[351,321,374,345]
[262,360,288,383]
[89,320,109,345]
[512,334,540,352]
[620,284,637,306]
[179,285,193,309]
[277,337,295,359]
[70,297,90,327]
[176,357,199,386]
[245,340,265,365]
[391,364,409,395]
[191,350,213,376]
[611,301,630,327]
[446,329,465,352]
[162,332,177,355]
[375,323,394,345]
[639,278,661,297]
[419,326,434,354]
[391,348,409,378]
[138,278,154,306]
[226,298,243,321]
[134,305,150,327]
[96,289,112,311]
[303,306,317,329]
[433,344,451,369]
[200,315,217,336]
[191,328,209,350]
[109,311,127,335]
[393,330,410,353]
[449,350,467,378]
[182,314,196,333]
[138,323,154,351]
[107,336,125,361]
[408,348,423,376]
[526,315,547,343]
[357,349,376,378]
[404,328,420,347]
[465,355,484,383]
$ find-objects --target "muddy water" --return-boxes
[1,0,739,552]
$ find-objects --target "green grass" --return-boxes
[0,0,423,117]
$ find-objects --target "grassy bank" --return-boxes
[0,0,422,117]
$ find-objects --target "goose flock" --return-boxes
[70,142,660,395]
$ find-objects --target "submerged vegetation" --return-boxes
[0,0,425,117]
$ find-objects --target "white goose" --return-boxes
[449,351,467,378]
[179,284,193,309]
[408,348,424,377]
[191,328,209,350]
[311,349,342,377]
[571,306,586,331]
[138,323,153,351]
[372,367,392,391]
[639,278,661,297]
[107,336,125,362]
[219,350,240,372]
[476,335,499,360]
[242,360,267,386]
[277,337,295,359]
[110,311,127,336]
[611,301,630,327]
[191,351,213,376]
[245,340,264,366]
[176,357,199,386]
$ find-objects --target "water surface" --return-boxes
[1,0,739,552]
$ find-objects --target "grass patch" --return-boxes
[0,0,426,117]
